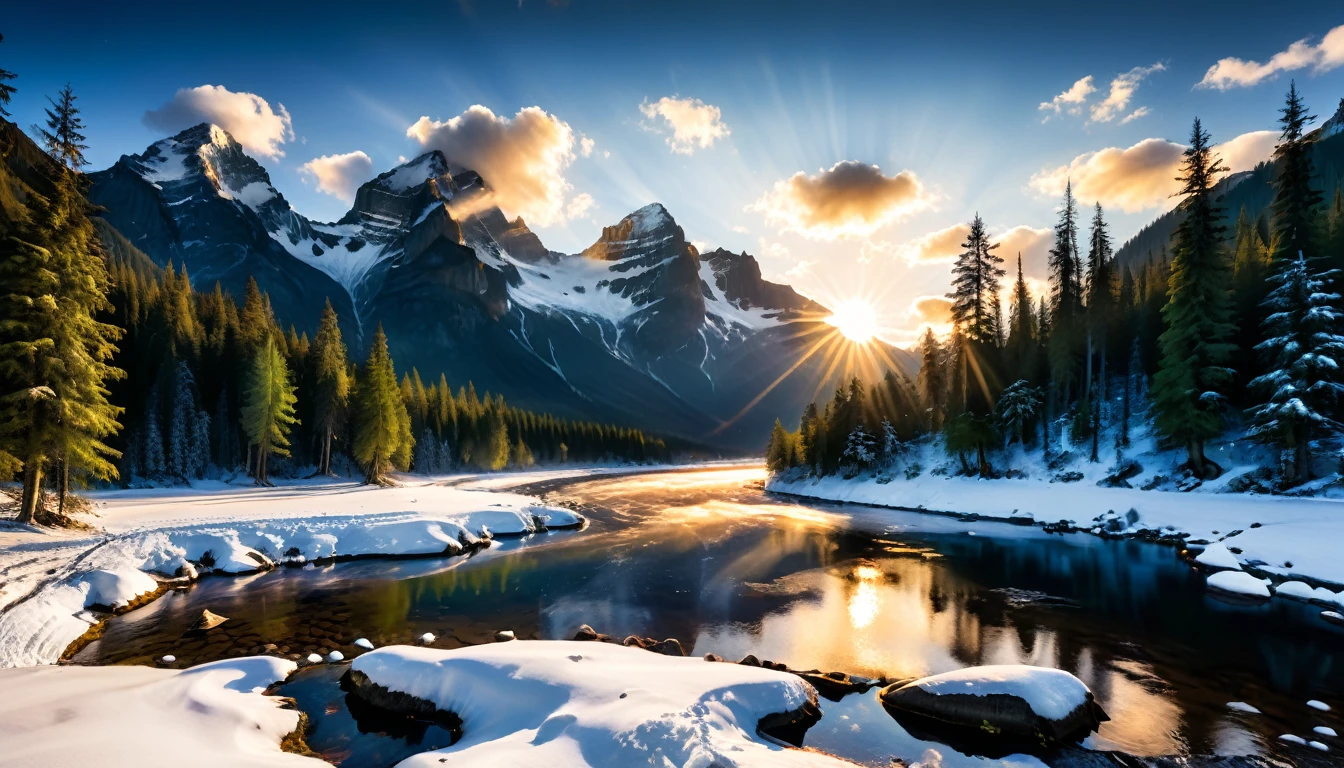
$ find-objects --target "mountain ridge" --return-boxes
[84,122,916,451]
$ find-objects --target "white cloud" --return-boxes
[757,237,791,261]
[1120,106,1151,125]
[144,85,294,159]
[1199,25,1344,89]
[750,161,934,240]
[1039,76,1096,120]
[731,224,751,234]
[1028,131,1277,212]
[406,105,581,227]
[1090,63,1165,123]
[691,239,710,253]
[783,260,816,280]
[565,192,595,219]
[639,95,730,154]
[299,150,374,203]
[580,136,595,157]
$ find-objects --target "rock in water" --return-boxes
[879,665,1107,752]
[327,651,345,662]
[354,638,375,650]
[494,630,515,642]
[186,609,228,632]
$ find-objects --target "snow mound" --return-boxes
[903,665,1092,722]
[0,656,318,767]
[1308,699,1331,711]
[1206,570,1271,598]
[1226,701,1261,714]
[1275,580,1341,604]
[349,641,846,767]
[1194,542,1241,571]
[73,568,160,610]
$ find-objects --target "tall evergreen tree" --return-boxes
[1268,82,1324,268]
[1006,254,1036,381]
[309,299,349,476]
[1246,252,1344,485]
[241,337,297,486]
[353,325,413,484]
[1048,182,1084,401]
[1083,202,1114,461]
[1152,118,1236,477]
[0,163,123,522]
[1230,208,1272,395]
[947,214,1005,344]
[0,33,16,118]
[916,329,946,431]
[36,84,88,171]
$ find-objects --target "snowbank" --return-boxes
[768,471,1344,588]
[349,640,850,767]
[0,479,583,668]
[0,656,321,767]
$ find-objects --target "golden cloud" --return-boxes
[299,150,374,202]
[1198,24,1344,89]
[144,85,294,159]
[639,96,730,154]
[1028,131,1276,213]
[751,161,934,240]
[406,105,580,227]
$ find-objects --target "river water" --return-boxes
[74,467,1344,766]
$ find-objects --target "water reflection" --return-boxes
[76,468,1344,766]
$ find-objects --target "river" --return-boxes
[73,467,1344,766]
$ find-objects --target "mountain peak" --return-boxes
[1310,97,1344,142]
[371,151,451,193]
[163,122,240,152]
[628,202,673,233]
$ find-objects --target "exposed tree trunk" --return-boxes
[58,459,68,517]
[17,464,43,524]
[1187,439,1206,478]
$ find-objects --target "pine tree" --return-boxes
[1246,252,1344,484]
[766,419,794,472]
[1268,82,1324,268]
[841,424,876,474]
[141,385,165,478]
[36,84,88,171]
[947,214,1005,344]
[997,380,1042,447]
[1230,208,1272,395]
[169,361,201,480]
[1048,183,1084,402]
[0,159,123,522]
[1152,118,1236,477]
[1006,255,1036,381]
[0,34,17,118]
[352,325,413,484]
[241,337,298,486]
[309,299,349,475]
[1083,202,1114,462]
[916,328,946,431]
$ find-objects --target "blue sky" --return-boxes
[5,2,1344,342]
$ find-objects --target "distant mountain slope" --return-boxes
[1114,99,1344,269]
[85,123,916,451]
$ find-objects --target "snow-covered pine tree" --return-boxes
[841,424,876,475]
[141,386,166,479]
[879,420,904,467]
[415,427,440,473]
[1246,252,1344,485]
[189,407,210,479]
[169,362,195,480]
[997,380,1042,447]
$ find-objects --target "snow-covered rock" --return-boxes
[327,651,344,663]
[1315,726,1337,737]
[879,665,1106,743]
[1194,542,1241,571]
[354,638,375,650]
[1206,570,1272,599]
[0,656,318,767]
[1308,699,1331,712]
[348,641,845,767]
[72,568,160,610]
[1226,701,1261,714]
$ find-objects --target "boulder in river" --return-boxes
[879,665,1107,755]
[185,609,229,633]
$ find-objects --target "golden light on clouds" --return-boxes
[1028,130,1276,213]
[750,161,934,240]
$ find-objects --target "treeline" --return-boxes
[107,265,671,485]
[770,84,1344,490]
[0,58,666,522]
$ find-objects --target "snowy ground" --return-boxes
[0,474,589,668]
[0,655,323,767]
[769,439,1344,599]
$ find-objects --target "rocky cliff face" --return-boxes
[88,123,916,450]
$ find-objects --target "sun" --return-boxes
[825,299,879,343]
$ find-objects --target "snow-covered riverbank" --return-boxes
[768,471,1344,593]
[0,476,584,668]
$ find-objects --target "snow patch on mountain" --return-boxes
[699,257,782,333]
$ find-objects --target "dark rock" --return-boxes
[572,625,598,641]
[1051,471,1084,484]
[186,609,229,633]
[1098,459,1142,488]
[703,653,723,662]
[739,654,761,667]
[755,686,823,748]
[647,638,685,656]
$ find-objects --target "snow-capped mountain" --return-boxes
[89,124,914,450]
